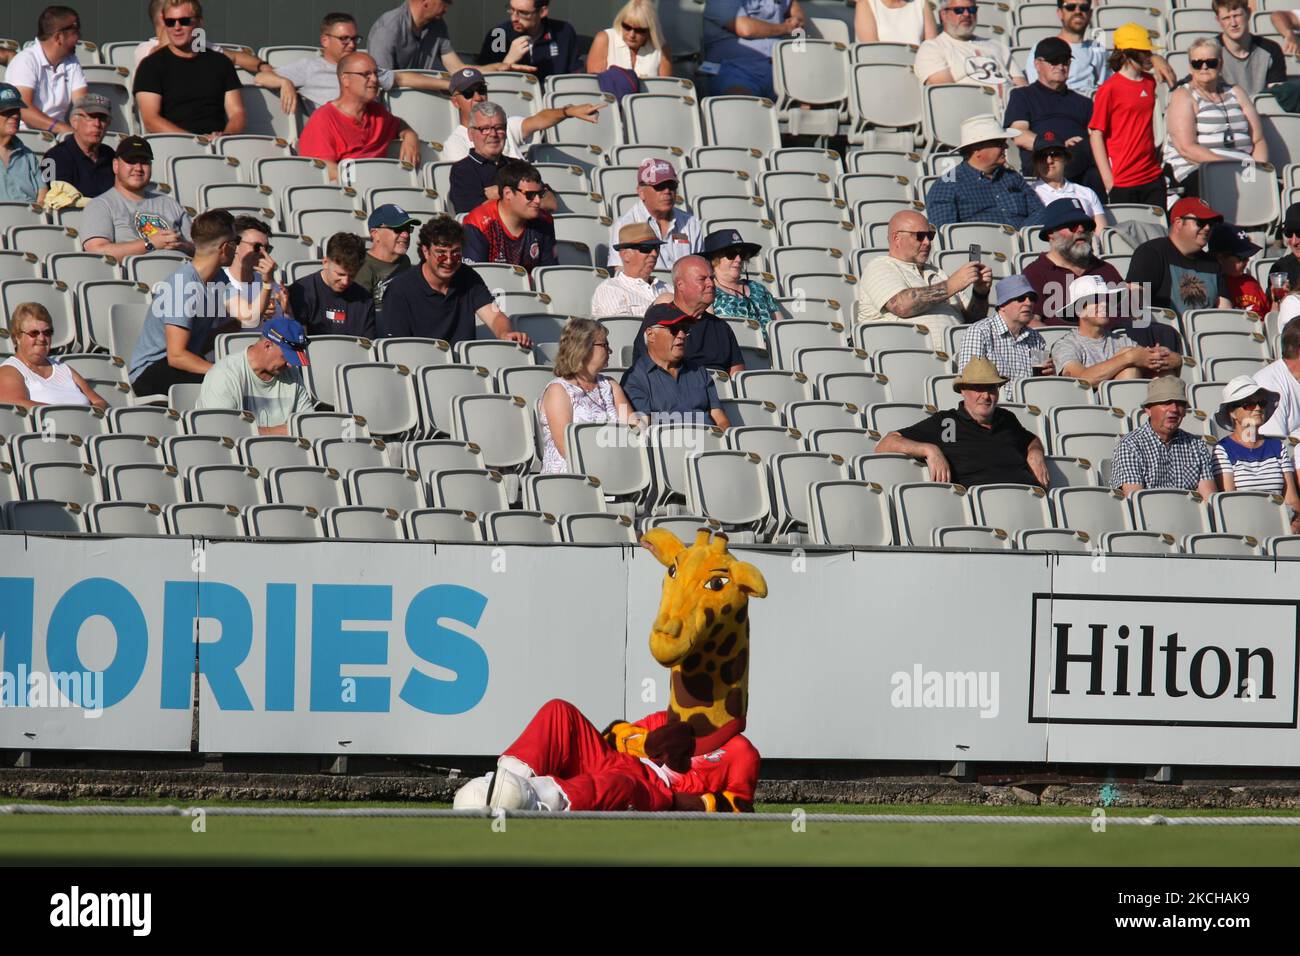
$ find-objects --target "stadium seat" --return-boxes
[731,370,814,406]
[864,402,930,435]
[543,92,621,151]
[303,337,375,410]
[403,439,484,479]
[784,401,862,433]
[804,427,877,461]
[1015,527,1092,552]
[84,433,162,471]
[772,38,850,136]
[373,337,454,370]
[807,479,894,545]
[932,525,1013,549]
[0,249,41,282]
[5,499,86,533]
[817,371,890,408]
[267,465,347,509]
[162,501,242,536]
[189,464,267,507]
[1050,485,1130,540]
[214,133,293,171]
[335,362,420,439]
[313,437,389,472]
[1211,490,1292,540]
[564,422,652,511]
[8,433,84,472]
[873,350,950,403]
[214,331,263,362]
[849,63,923,142]
[323,505,406,540]
[290,411,370,443]
[1097,530,1179,554]
[971,483,1052,533]
[684,450,774,538]
[167,154,241,210]
[428,468,511,513]
[239,436,315,471]
[21,460,100,506]
[123,252,188,288]
[163,434,240,472]
[104,462,185,506]
[923,83,999,151]
[559,511,636,544]
[184,408,259,440]
[794,345,872,380]
[451,393,536,477]
[893,481,972,546]
[1096,378,1156,413]
[238,85,298,142]
[405,507,484,542]
[30,404,108,441]
[523,473,607,515]
[47,252,119,287]
[254,156,331,197]
[1129,488,1212,537]
[482,509,562,543]
[1044,456,1095,488]
[1048,405,1127,450]
[1018,375,1096,408]
[1183,532,1261,556]
[771,451,850,536]
[246,503,323,538]
[726,425,803,459]
[346,467,426,510]
[645,422,724,514]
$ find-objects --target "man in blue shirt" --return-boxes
[925,113,1047,229]
[702,0,806,99]
[476,0,579,82]
[622,306,730,428]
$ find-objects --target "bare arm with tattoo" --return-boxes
[882,262,992,319]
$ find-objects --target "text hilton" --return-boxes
[1052,623,1275,699]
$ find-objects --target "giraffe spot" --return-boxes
[718,633,737,657]
[703,640,716,653]
[721,604,732,618]
[735,606,747,624]
[706,660,715,673]
[720,648,748,685]
[725,687,745,717]
[703,607,715,627]
[709,622,724,637]
[683,653,701,672]
[688,712,719,736]
[674,669,714,708]
[667,709,681,723]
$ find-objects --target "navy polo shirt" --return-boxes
[377,263,494,344]
[475,17,580,82]
[450,149,505,215]
[621,355,721,422]
[44,137,116,199]
[630,312,744,372]
[1003,81,1094,172]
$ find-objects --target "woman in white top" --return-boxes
[586,0,674,78]
[1031,139,1107,233]
[0,302,107,409]
[538,318,636,475]
[854,0,938,44]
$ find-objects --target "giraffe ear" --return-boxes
[730,561,767,599]
[640,528,685,567]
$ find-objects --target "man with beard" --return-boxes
[1266,203,1300,290]
[1018,0,1175,96]
[915,0,1025,90]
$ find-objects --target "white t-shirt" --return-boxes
[222,267,288,328]
[1254,357,1300,440]
[1032,179,1105,218]
[441,114,529,162]
[865,0,929,46]
[5,40,87,130]
[914,31,1024,88]
[0,356,87,405]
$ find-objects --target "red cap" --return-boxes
[1169,196,1223,223]
[644,303,695,327]
[637,157,678,186]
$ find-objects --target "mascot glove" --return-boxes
[601,720,649,759]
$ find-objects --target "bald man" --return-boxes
[856,210,993,350]
[628,255,744,375]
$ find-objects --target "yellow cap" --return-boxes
[1112,22,1160,52]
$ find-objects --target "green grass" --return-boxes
[4,799,1299,865]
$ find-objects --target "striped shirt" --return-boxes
[956,314,1047,402]
[1212,436,1294,494]
[1163,83,1253,184]
[1110,422,1215,491]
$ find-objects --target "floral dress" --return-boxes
[711,279,779,328]
[538,375,618,474]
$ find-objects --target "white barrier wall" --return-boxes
[3,535,1299,767]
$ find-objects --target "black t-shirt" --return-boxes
[133,47,240,135]
[288,271,376,338]
[353,253,412,317]
[450,150,504,216]
[630,312,744,371]
[1125,237,1223,318]
[897,405,1039,487]
[376,264,494,344]
[44,137,115,199]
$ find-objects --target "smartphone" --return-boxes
[968,243,983,265]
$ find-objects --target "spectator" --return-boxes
[622,306,729,427]
[1126,196,1231,318]
[855,0,938,44]
[461,159,558,272]
[134,0,272,76]
[1019,0,1109,97]
[702,229,779,328]
[196,316,315,435]
[81,135,192,259]
[128,209,240,397]
[42,93,114,199]
[1209,224,1269,315]
[1088,23,1164,206]
[134,1,245,136]
[378,215,532,347]
[1268,203,1300,293]
[925,114,1046,229]
[1164,37,1266,198]
[0,84,45,203]
[702,0,805,98]
[477,0,580,82]
[915,0,1025,90]
[368,0,536,75]
[1216,0,1285,98]
[287,232,376,338]
[607,157,703,270]
[1213,376,1300,529]
[587,0,674,78]
[1051,275,1170,388]
[876,357,1049,487]
[296,52,421,181]
[956,274,1051,401]
[440,66,603,166]
[627,256,743,374]
[223,216,285,329]
[591,223,672,318]
[1254,317,1300,441]
[857,210,992,351]
[256,12,445,116]
[538,318,637,474]
[0,302,107,409]
[5,5,86,135]
[1005,38,1104,197]
[355,204,417,319]
[1111,375,1217,497]
[1028,133,1106,231]
[449,102,510,215]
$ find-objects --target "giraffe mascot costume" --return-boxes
[453,529,768,813]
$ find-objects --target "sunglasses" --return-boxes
[1060,221,1096,233]
[898,229,936,241]
[648,181,678,192]
[1190,58,1221,70]
[1003,293,1036,304]
[947,5,978,14]
[714,248,747,260]
[621,242,660,254]
[623,24,650,34]
[1285,228,1300,238]
[1235,399,1266,410]
[1181,216,1218,228]
[516,188,546,201]
[461,85,488,98]
[1060,2,1091,11]
[163,16,194,27]
[21,328,54,340]
[242,240,273,254]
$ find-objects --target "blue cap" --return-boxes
[262,316,310,367]
[993,274,1038,308]
[0,83,22,112]
[1038,197,1094,239]
[367,204,419,230]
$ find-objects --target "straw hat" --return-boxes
[952,357,1008,392]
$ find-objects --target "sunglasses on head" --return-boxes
[163,16,194,27]
[1190,57,1220,70]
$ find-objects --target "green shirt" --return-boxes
[354,253,412,316]
[196,350,315,427]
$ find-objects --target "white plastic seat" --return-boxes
[726,425,804,460]
[189,464,267,507]
[923,83,999,151]
[5,499,86,533]
[731,370,814,406]
[559,512,636,543]
[873,350,950,403]
[347,467,427,510]
[267,465,347,509]
[854,321,933,354]
[403,439,485,478]
[482,509,562,543]
[123,252,188,288]
[850,62,923,136]
[805,428,878,462]
[1130,488,1212,537]
[323,505,406,540]
[290,411,370,443]
[335,362,420,438]
[107,405,183,440]
[1211,490,1291,540]
[939,221,1020,262]
[238,85,298,142]
[8,433,85,471]
[565,422,653,508]
[428,468,511,513]
[620,93,703,153]
[716,397,782,428]
[1100,530,1180,554]
[239,436,315,471]
[294,207,369,242]
[523,473,607,515]
[542,91,621,150]
[702,95,781,154]
[163,501,243,536]
[795,346,872,380]
[167,154,241,210]
[807,479,894,545]
[1018,376,1096,407]
[405,507,483,541]
[1183,532,1260,556]
[85,500,167,534]
[1054,431,1118,472]
[453,393,536,473]
[971,483,1052,533]
[1015,528,1092,552]
[30,404,109,439]
[163,434,240,472]
[246,503,323,538]
[183,408,258,440]
[0,249,41,281]
[932,525,1013,549]
[1048,405,1127,449]
[7,225,81,262]
[893,481,972,546]
[313,437,389,472]
[1045,456,1096,488]
[47,252,120,287]
[772,38,850,133]
[1193,329,1271,367]
[785,401,863,433]
[684,450,774,536]
[817,371,891,408]
[21,461,100,506]
[338,158,419,196]
[104,462,184,505]
[84,433,163,471]
[1197,160,1280,230]
[771,451,850,535]
[454,340,537,373]
[1051,486,1130,538]
[1,278,78,351]
[166,383,204,413]
[645,422,725,513]
[1097,378,1157,412]
[864,401,931,435]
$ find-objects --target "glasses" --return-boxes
[344,70,379,79]
[328,33,363,45]
[470,124,507,134]
[1059,221,1096,233]
[947,5,979,14]
[1060,2,1091,11]
[622,243,660,254]
[21,328,53,340]
[1181,216,1218,229]
[0,109,20,118]
[715,248,746,260]
[897,229,936,241]
[461,85,488,98]
[1236,399,1266,410]
[648,181,678,192]
[427,247,463,261]
[1190,58,1221,70]
[242,240,273,254]
[593,341,612,351]
[1004,293,1036,304]
[1038,58,1072,67]
[384,225,414,235]
[163,17,194,27]
[623,24,650,34]
[1039,150,1069,161]
[508,5,539,18]
[516,187,547,202]
[58,22,82,35]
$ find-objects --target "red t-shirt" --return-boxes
[1089,72,1162,189]
[636,710,761,802]
[1226,274,1269,314]
[297,101,400,164]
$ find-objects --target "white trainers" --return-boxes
[487,768,540,811]
[452,773,493,810]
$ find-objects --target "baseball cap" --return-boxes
[368,203,419,230]
[1169,196,1224,224]
[71,93,112,118]
[450,67,486,97]
[0,83,22,112]
[1030,123,1075,157]
[637,157,678,187]
[1208,223,1261,258]
[614,222,663,250]
[1113,22,1160,51]
[993,274,1037,307]
[1285,202,1300,233]
[263,317,310,367]
[644,303,695,328]
[115,135,154,164]
[1034,37,1073,64]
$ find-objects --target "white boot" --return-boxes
[452,773,493,810]
[487,768,540,811]
[497,755,534,779]
[528,775,570,812]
